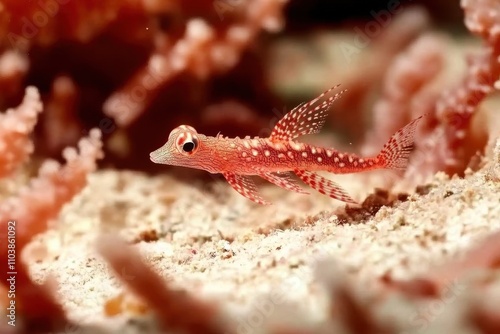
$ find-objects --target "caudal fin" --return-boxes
[377,115,425,170]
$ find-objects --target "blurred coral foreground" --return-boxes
[1,0,500,333]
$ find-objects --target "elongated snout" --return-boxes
[149,146,168,164]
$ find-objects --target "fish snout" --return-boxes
[149,147,168,164]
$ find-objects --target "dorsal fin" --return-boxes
[269,84,346,142]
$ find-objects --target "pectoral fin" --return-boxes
[222,172,271,205]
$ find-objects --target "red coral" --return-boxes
[361,33,445,157]
[0,51,28,102]
[0,87,43,177]
[361,0,500,181]
[97,235,232,334]
[103,0,288,127]
[42,75,82,154]
[335,7,431,138]
[382,230,500,298]
[1,0,142,48]
[0,88,104,331]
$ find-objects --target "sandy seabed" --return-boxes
[17,137,500,334]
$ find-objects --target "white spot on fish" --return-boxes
[251,139,260,148]
[290,141,303,150]
[302,152,307,158]
[272,142,286,151]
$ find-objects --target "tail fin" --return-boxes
[377,115,424,170]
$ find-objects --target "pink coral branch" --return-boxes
[462,0,500,49]
[0,111,103,331]
[0,129,103,250]
[0,127,103,329]
[361,33,445,156]
[315,261,390,333]
[0,86,42,178]
[0,50,28,100]
[335,7,430,138]
[427,0,500,174]
[43,75,82,154]
[382,230,500,298]
[104,0,288,127]
[362,0,500,180]
[97,235,232,334]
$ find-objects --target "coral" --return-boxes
[334,6,431,138]
[97,235,231,334]
[0,128,103,249]
[103,0,289,127]
[0,87,104,331]
[71,230,500,333]
[485,138,500,181]
[42,75,82,154]
[1,1,500,333]
[315,261,390,333]
[0,50,28,103]
[0,0,290,170]
[362,0,500,181]
[382,230,500,298]
[0,87,43,178]
[1,0,139,47]
[361,33,446,157]
[463,0,500,49]
[434,0,500,173]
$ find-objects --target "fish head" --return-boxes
[150,125,211,171]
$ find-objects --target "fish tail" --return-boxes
[377,115,425,170]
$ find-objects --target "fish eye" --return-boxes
[182,140,197,153]
[176,134,199,155]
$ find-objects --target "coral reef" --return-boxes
[0,0,290,170]
[0,0,499,333]
[360,0,500,181]
[0,87,103,331]
[0,87,42,177]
